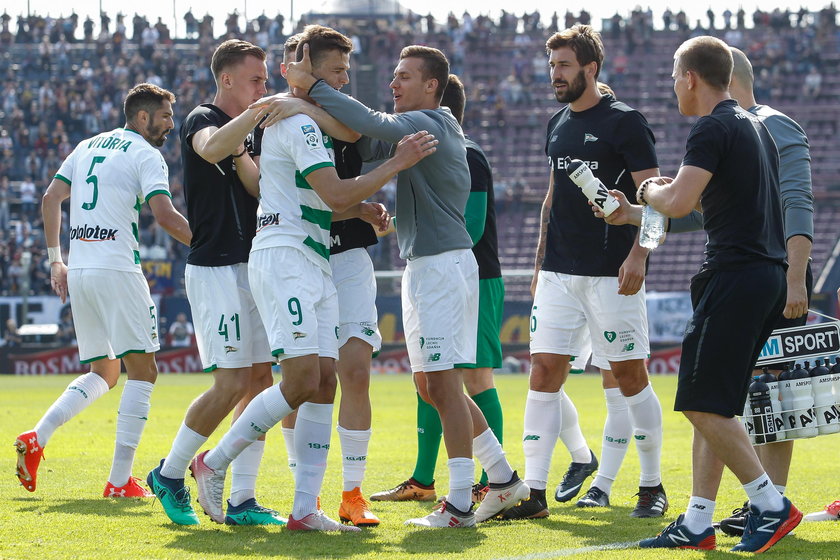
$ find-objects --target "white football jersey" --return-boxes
[55,128,171,273]
[251,114,335,274]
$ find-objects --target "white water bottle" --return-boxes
[759,368,786,440]
[811,359,840,434]
[640,205,667,249]
[566,159,620,216]
[789,363,818,438]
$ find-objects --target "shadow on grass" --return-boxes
[398,526,487,553]
[163,525,387,558]
[13,497,150,517]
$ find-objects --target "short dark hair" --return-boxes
[440,74,466,124]
[675,36,733,91]
[545,24,605,79]
[283,33,303,60]
[124,83,175,122]
[400,45,450,102]
[210,39,266,80]
[296,25,353,68]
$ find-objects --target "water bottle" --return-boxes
[566,159,620,217]
[831,358,840,410]
[810,359,839,434]
[778,365,796,436]
[748,376,777,444]
[742,397,756,444]
[789,362,818,438]
[639,205,667,249]
[759,367,785,440]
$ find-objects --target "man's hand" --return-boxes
[617,252,645,295]
[50,262,68,303]
[636,176,673,206]
[391,131,438,170]
[591,189,643,226]
[359,202,391,232]
[783,278,809,319]
[248,93,302,128]
[285,44,317,92]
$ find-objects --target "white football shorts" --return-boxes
[403,248,478,373]
[68,268,160,363]
[530,271,649,368]
[331,248,381,351]
[249,246,339,361]
[185,262,272,371]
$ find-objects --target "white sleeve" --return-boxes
[55,148,77,186]
[138,148,171,202]
[289,117,335,179]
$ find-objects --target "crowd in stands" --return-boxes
[0,5,838,300]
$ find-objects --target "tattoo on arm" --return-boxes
[535,203,550,269]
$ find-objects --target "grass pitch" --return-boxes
[1,373,838,559]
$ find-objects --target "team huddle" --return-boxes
[12,22,836,552]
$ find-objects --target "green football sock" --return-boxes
[471,388,504,486]
[411,392,442,487]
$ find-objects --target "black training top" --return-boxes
[180,104,261,266]
[543,94,658,277]
[683,99,786,271]
[330,139,377,255]
[466,139,501,279]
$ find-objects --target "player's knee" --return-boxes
[318,369,337,398]
[338,365,370,392]
[529,356,566,392]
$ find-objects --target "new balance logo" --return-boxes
[691,504,706,510]
[69,385,89,398]
[668,529,691,545]
[524,435,541,441]
[757,516,780,533]
[249,422,266,433]
[757,480,769,490]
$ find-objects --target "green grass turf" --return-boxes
[1,373,838,559]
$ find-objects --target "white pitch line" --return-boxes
[494,541,638,560]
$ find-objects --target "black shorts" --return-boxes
[761,262,813,371]
[674,263,786,417]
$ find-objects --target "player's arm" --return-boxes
[287,46,425,144]
[306,131,436,213]
[148,194,192,246]
[232,150,260,198]
[42,177,71,303]
[616,168,658,296]
[332,202,391,232]
[532,170,554,299]
[250,94,361,142]
[642,166,709,217]
[773,116,814,319]
[192,108,262,164]
[464,150,489,245]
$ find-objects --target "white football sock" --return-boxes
[744,473,784,512]
[522,389,562,490]
[558,389,591,463]
[683,496,716,533]
[205,385,292,472]
[473,428,513,484]
[108,380,153,487]
[775,484,786,496]
[161,422,207,479]
[447,457,475,512]
[592,388,631,495]
[624,383,663,487]
[337,425,370,492]
[292,402,333,519]
[229,439,265,507]
[282,427,297,475]
[34,372,109,447]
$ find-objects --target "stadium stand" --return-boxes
[0,6,838,306]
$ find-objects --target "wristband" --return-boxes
[637,180,649,205]
[233,147,247,158]
[48,246,63,264]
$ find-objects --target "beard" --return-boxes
[554,69,587,104]
[146,122,168,147]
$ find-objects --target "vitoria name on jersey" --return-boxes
[550,157,599,171]
[70,224,118,241]
[87,135,133,152]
